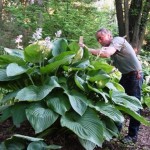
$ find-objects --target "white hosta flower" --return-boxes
[32,28,42,41]
[44,36,53,49]
[15,35,23,43]
[55,30,62,38]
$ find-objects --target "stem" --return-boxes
[28,74,35,86]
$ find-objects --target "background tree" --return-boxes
[115,0,150,53]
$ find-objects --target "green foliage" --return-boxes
[0,32,150,149]
[0,134,62,150]
[0,1,117,48]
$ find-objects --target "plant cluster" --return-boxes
[0,29,150,149]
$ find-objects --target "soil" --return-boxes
[0,108,150,150]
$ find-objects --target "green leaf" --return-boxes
[0,69,20,81]
[116,106,150,126]
[102,117,119,141]
[6,63,28,77]
[26,103,59,133]
[61,108,104,147]
[24,42,51,63]
[65,90,87,116]
[40,54,74,74]
[11,103,27,127]
[0,91,18,104]
[14,134,43,142]
[91,61,114,73]
[111,91,143,111]
[0,55,25,66]
[16,85,53,101]
[52,38,68,56]
[4,48,24,59]
[68,41,80,52]
[27,141,47,150]
[78,138,96,150]
[106,81,125,92]
[144,96,150,108]
[88,84,109,103]
[74,73,87,91]
[92,101,124,123]
[46,94,71,115]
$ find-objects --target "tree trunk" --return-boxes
[124,0,129,41]
[0,0,2,29]
[115,0,125,36]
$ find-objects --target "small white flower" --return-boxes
[55,30,62,38]
[15,35,23,43]
[44,36,53,49]
[32,28,42,41]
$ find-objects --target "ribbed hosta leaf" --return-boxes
[6,63,28,77]
[74,73,87,91]
[4,48,24,59]
[78,138,96,150]
[11,103,27,127]
[61,108,104,147]
[106,81,125,92]
[91,61,114,73]
[0,69,19,81]
[0,54,25,65]
[92,101,124,123]
[102,118,119,141]
[16,85,52,101]
[111,91,143,111]
[40,54,74,74]
[88,84,109,103]
[27,141,47,150]
[116,106,150,126]
[52,38,68,56]
[65,90,87,116]
[26,103,59,133]
[46,94,71,115]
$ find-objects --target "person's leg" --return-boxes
[119,73,143,143]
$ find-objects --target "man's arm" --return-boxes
[88,47,116,58]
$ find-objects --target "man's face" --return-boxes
[96,32,112,46]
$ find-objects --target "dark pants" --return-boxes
[119,72,143,137]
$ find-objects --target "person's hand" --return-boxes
[79,43,85,48]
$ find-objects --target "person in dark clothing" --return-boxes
[80,28,143,144]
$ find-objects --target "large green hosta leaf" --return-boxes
[111,91,143,111]
[46,93,71,115]
[78,138,96,150]
[52,38,68,56]
[26,103,59,133]
[88,84,109,103]
[0,55,25,66]
[90,101,124,123]
[101,117,119,141]
[6,63,28,77]
[61,108,104,147]
[91,61,114,73]
[4,48,24,59]
[74,73,87,92]
[0,69,20,81]
[106,81,125,92]
[24,42,51,63]
[116,106,150,126]
[40,52,75,74]
[16,85,52,101]
[65,90,88,116]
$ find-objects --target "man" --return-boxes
[80,28,143,144]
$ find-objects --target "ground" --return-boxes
[0,109,150,150]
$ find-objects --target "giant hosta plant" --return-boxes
[0,30,150,149]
